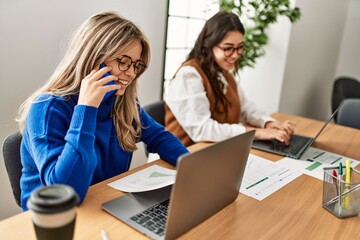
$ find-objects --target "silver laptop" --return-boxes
[252,106,341,159]
[102,130,255,240]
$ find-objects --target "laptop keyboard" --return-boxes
[270,135,311,156]
[130,199,169,237]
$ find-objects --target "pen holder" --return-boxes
[322,166,360,218]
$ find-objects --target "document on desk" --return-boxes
[240,154,302,201]
[108,165,176,192]
[276,147,360,180]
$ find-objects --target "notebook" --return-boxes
[252,107,341,159]
[102,130,255,240]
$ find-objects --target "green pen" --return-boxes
[339,162,343,176]
[338,162,343,213]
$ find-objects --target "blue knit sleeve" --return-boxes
[139,107,189,165]
[22,95,98,203]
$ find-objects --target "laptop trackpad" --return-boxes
[102,185,172,220]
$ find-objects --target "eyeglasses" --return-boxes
[114,55,147,75]
[216,44,246,57]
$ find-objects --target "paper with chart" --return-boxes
[108,165,176,192]
[276,147,360,180]
[240,154,302,201]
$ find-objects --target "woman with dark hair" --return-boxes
[165,11,294,147]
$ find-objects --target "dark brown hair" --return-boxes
[186,11,245,113]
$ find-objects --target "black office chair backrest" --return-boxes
[331,76,360,122]
[143,101,165,126]
[2,131,23,207]
[337,99,360,129]
[142,101,165,157]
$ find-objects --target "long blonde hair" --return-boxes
[17,11,151,151]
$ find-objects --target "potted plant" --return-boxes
[219,0,301,68]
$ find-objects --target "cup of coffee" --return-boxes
[27,184,80,240]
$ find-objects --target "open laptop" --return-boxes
[252,106,341,159]
[102,130,255,240]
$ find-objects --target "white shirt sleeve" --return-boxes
[164,66,246,142]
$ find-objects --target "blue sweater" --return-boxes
[20,94,188,210]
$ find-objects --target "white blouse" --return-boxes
[164,66,275,143]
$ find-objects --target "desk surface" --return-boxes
[1,113,360,240]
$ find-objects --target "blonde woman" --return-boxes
[17,11,188,211]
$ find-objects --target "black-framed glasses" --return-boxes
[216,44,246,57]
[114,55,147,75]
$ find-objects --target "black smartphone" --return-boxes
[100,63,117,101]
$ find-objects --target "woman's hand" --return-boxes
[252,128,292,145]
[78,66,120,108]
[246,120,296,145]
[265,121,295,137]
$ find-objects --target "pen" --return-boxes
[332,169,338,179]
[345,160,351,181]
[343,160,351,208]
[339,162,343,176]
[338,162,343,212]
[329,169,339,209]
[101,229,110,240]
[332,169,338,192]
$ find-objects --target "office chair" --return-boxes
[331,76,360,122]
[2,131,23,207]
[142,101,165,157]
[143,101,165,126]
[337,99,360,129]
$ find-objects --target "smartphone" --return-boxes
[100,63,117,101]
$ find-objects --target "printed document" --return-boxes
[277,147,360,180]
[240,154,302,201]
[108,165,176,192]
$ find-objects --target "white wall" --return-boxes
[239,16,292,114]
[336,0,360,79]
[0,0,167,220]
[240,0,360,121]
[280,0,351,120]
